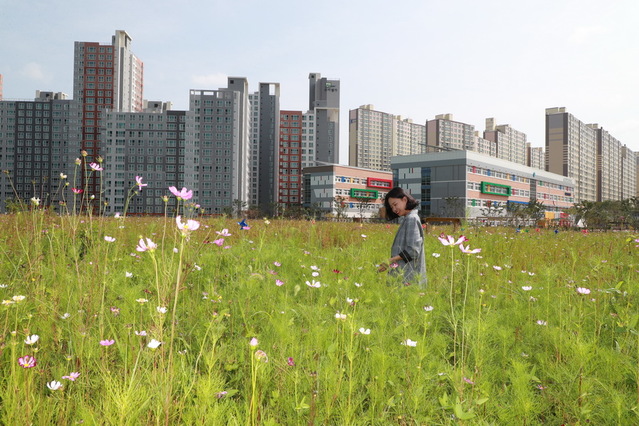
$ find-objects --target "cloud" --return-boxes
[21,62,49,82]
[191,73,228,88]
[569,25,607,44]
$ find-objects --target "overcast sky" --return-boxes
[2,0,638,163]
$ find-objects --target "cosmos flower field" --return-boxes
[1,211,638,424]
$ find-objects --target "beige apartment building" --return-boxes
[546,107,636,202]
[348,105,425,171]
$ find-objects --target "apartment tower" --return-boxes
[348,105,426,171]
[309,73,339,164]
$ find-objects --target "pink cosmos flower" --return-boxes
[438,234,467,246]
[576,287,591,295]
[212,238,224,246]
[71,188,83,194]
[463,377,475,385]
[99,339,115,346]
[168,186,193,200]
[176,215,200,234]
[89,162,103,171]
[287,357,295,366]
[136,237,157,252]
[276,279,284,286]
[135,176,147,191]
[249,337,259,347]
[459,244,481,254]
[216,229,232,237]
[18,355,37,368]
[62,372,80,381]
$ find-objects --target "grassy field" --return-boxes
[0,211,638,424]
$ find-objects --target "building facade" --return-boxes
[391,150,575,219]
[484,117,527,166]
[348,105,426,171]
[309,73,339,164]
[278,110,302,206]
[73,30,144,195]
[0,92,74,211]
[526,143,544,170]
[303,164,392,218]
[546,107,636,202]
[101,105,190,214]
[426,114,475,151]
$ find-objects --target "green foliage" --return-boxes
[0,215,638,424]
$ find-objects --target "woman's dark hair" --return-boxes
[383,187,419,220]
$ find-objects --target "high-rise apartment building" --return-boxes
[484,118,527,165]
[73,30,143,196]
[348,105,425,171]
[545,107,636,202]
[101,104,190,214]
[591,124,623,201]
[249,83,280,211]
[472,133,497,157]
[278,110,302,206]
[621,146,637,200]
[426,114,475,151]
[0,91,74,211]
[188,80,251,214]
[526,143,545,170]
[309,73,339,164]
[73,30,143,153]
[0,74,3,100]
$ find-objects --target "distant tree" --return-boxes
[354,196,374,219]
[506,202,526,227]
[232,199,247,218]
[333,196,348,219]
[524,198,546,222]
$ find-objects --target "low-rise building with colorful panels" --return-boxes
[391,150,574,219]
[303,164,392,218]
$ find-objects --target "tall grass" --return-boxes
[0,213,638,424]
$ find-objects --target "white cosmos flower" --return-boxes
[522,286,533,291]
[156,306,168,314]
[401,339,417,347]
[46,380,63,391]
[25,334,40,345]
[147,339,162,349]
[359,328,371,335]
[305,280,321,288]
[335,312,347,320]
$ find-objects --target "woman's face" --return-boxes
[388,196,408,217]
